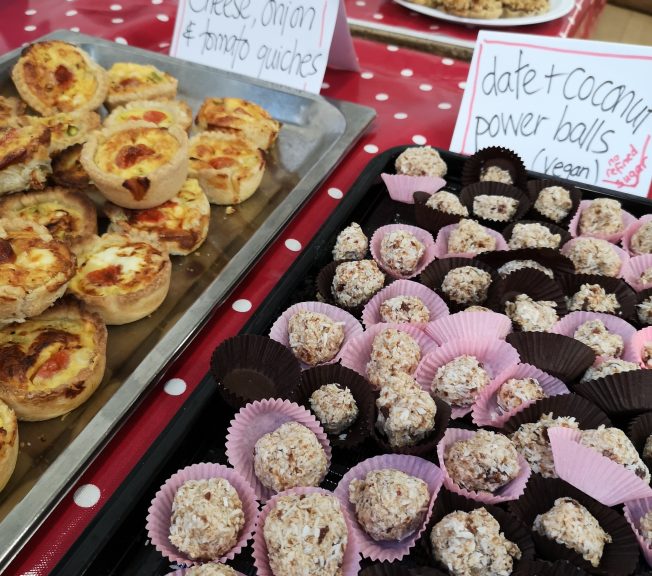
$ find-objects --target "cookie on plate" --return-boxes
[105,62,178,110]
[0,124,51,195]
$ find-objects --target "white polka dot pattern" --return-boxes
[73,484,101,508]
[375,93,389,101]
[163,378,187,396]
[232,299,252,313]
[284,239,302,252]
[328,188,343,199]
[394,112,408,120]
[364,144,379,154]
[412,135,427,145]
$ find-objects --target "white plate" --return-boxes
[394,0,575,27]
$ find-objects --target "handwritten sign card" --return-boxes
[451,31,652,197]
[170,0,353,93]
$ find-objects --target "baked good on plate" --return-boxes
[0,399,18,492]
[18,110,101,154]
[105,62,177,110]
[104,99,192,133]
[0,124,51,195]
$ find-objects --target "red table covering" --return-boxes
[0,2,470,574]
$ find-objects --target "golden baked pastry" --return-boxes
[11,40,109,115]
[51,143,91,189]
[0,124,51,195]
[0,218,75,324]
[502,0,549,16]
[0,187,97,244]
[189,132,265,205]
[105,177,209,255]
[68,230,171,325]
[106,62,178,110]
[18,110,101,154]
[0,96,26,128]
[0,399,18,491]
[104,99,192,133]
[0,297,107,421]
[80,120,189,209]
[195,97,280,150]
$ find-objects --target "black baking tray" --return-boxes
[51,147,652,576]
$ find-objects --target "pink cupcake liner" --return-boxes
[361,279,449,329]
[560,238,630,278]
[370,224,437,279]
[381,173,447,204]
[631,327,652,369]
[437,428,531,504]
[145,463,259,566]
[167,567,247,576]
[623,254,652,292]
[433,222,508,259]
[551,311,637,362]
[568,199,637,243]
[225,398,332,502]
[333,454,444,562]
[548,427,652,506]
[624,497,652,567]
[268,301,363,370]
[471,363,570,427]
[425,311,512,345]
[415,337,520,419]
[252,486,361,576]
[622,214,652,255]
[339,323,438,387]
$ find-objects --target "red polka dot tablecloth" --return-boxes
[0,2,470,574]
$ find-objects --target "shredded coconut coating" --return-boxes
[168,478,245,561]
[185,565,239,576]
[631,222,652,255]
[445,430,521,493]
[644,435,652,460]
[441,266,492,305]
[505,294,558,332]
[309,383,359,435]
[573,319,624,358]
[288,311,345,366]
[510,413,579,478]
[332,223,368,261]
[331,260,385,308]
[498,260,554,279]
[566,284,620,314]
[431,508,521,576]
[534,186,572,223]
[580,426,650,482]
[565,238,622,277]
[432,354,490,408]
[641,510,652,542]
[348,469,430,541]
[640,268,652,285]
[263,492,348,576]
[379,295,430,324]
[426,191,469,216]
[637,296,652,325]
[376,373,437,448]
[448,219,497,255]
[642,342,652,369]
[579,198,624,236]
[253,422,328,493]
[497,377,546,413]
[508,223,561,250]
[464,305,492,312]
[366,328,421,387]
[379,230,426,276]
[533,497,611,567]
[473,195,519,222]
[581,357,639,382]
[480,165,513,185]
[395,146,447,178]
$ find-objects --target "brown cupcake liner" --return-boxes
[461,146,528,191]
[413,190,465,236]
[477,247,576,278]
[492,268,568,319]
[505,332,596,382]
[526,179,582,225]
[636,288,652,327]
[628,411,652,472]
[558,273,637,320]
[459,181,532,230]
[419,256,499,312]
[508,475,639,576]
[502,394,611,434]
[359,564,448,576]
[291,363,375,451]
[210,335,301,409]
[574,370,652,417]
[514,560,591,576]
[502,220,571,249]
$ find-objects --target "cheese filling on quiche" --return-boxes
[19,110,100,153]
[108,63,175,98]
[14,202,79,240]
[190,137,262,175]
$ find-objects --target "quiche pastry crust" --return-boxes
[105,62,178,110]
[0,399,18,491]
[104,99,193,133]
[0,96,26,128]
[0,124,51,195]
[18,110,101,154]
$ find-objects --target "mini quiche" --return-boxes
[106,62,178,110]
[51,144,91,189]
[0,124,51,195]
[0,297,107,421]
[189,132,265,205]
[0,218,76,324]
[0,399,18,491]
[104,99,192,133]
[195,97,280,151]
[0,187,97,244]
[81,120,189,209]
[105,177,209,255]
[0,96,26,128]
[68,230,171,325]
[19,110,101,154]
[11,41,109,116]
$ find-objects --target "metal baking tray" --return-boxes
[51,146,652,575]
[0,30,375,571]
